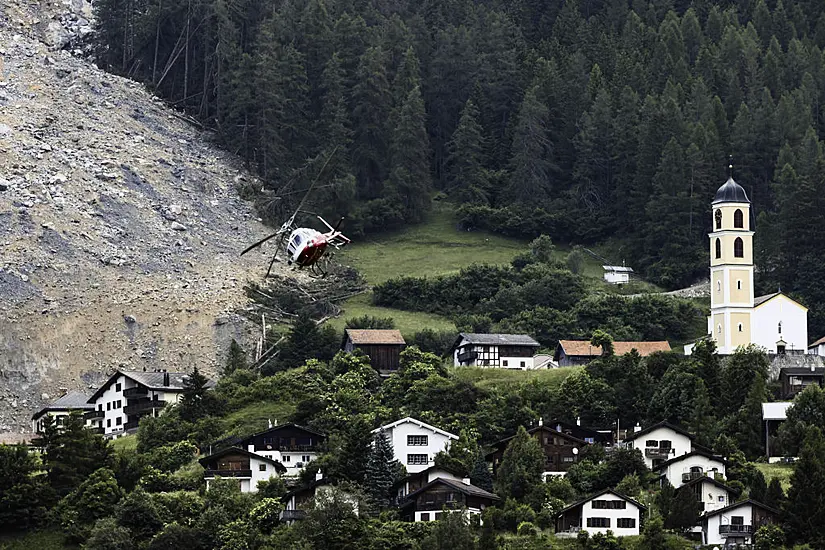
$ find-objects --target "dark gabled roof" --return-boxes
[454,333,540,347]
[712,177,750,204]
[32,391,94,420]
[556,489,646,517]
[779,367,825,377]
[238,423,327,445]
[701,499,780,519]
[486,425,588,456]
[198,446,286,471]
[652,449,728,471]
[623,421,693,442]
[401,477,500,505]
[392,464,465,488]
[548,420,605,438]
[88,370,214,403]
[753,293,779,307]
[282,477,334,500]
[676,475,738,496]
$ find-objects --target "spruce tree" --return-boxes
[494,426,544,501]
[765,477,786,509]
[471,454,493,492]
[224,339,247,376]
[749,470,768,502]
[365,429,400,511]
[387,85,432,223]
[507,86,555,205]
[179,367,210,422]
[352,46,392,199]
[43,411,114,496]
[446,99,489,205]
[786,426,825,546]
[666,485,701,532]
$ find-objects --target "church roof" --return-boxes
[712,177,750,204]
[753,292,808,311]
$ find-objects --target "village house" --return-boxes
[697,500,779,546]
[555,489,645,537]
[675,476,736,514]
[372,417,458,474]
[779,366,825,399]
[622,421,695,470]
[549,419,614,446]
[554,340,672,367]
[199,446,286,493]
[487,423,588,477]
[342,329,406,374]
[85,369,212,438]
[653,449,727,489]
[762,402,793,459]
[281,473,360,523]
[399,477,500,522]
[31,391,95,434]
[392,464,466,503]
[808,335,825,356]
[602,264,634,284]
[450,333,541,369]
[230,423,327,477]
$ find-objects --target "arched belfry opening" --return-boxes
[734,209,744,228]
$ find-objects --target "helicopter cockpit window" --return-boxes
[291,234,303,248]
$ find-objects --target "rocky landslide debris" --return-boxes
[0,1,278,435]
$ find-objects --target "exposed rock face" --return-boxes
[0,2,278,435]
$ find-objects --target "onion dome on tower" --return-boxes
[713,177,750,204]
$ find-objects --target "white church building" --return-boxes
[688,177,808,355]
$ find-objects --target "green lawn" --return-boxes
[110,434,137,452]
[331,293,456,336]
[219,400,297,439]
[753,461,794,491]
[452,366,581,391]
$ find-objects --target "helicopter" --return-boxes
[240,151,351,278]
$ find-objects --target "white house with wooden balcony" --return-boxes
[233,423,327,477]
[697,499,780,546]
[622,421,694,470]
[450,333,541,369]
[653,449,727,489]
[199,446,286,492]
[85,369,213,438]
[555,489,645,537]
[675,476,736,515]
[373,417,458,474]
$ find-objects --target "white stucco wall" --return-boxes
[580,493,641,537]
[752,297,808,354]
[381,420,456,474]
[704,503,755,546]
[205,455,278,493]
[604,272,630,284]
[695,480,731,514]
[452,340,536,369]
[248,444,318,476]
[808,343,825,356]
[626,427,692,469]
[414,508,482,522]
[661,455,726,488]
[92,375,183,437]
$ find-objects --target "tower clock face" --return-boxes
[715,209,722,229]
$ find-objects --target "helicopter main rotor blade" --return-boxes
[240,231,283,256]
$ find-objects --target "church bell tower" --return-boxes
[708,174,754,354]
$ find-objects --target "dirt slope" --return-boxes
[0,3,277,434]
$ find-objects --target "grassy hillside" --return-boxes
[453,365,582,391]
[0,531,73,550]
[754,462,794,491]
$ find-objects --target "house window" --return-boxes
[715,238,721,259]
[98,404,103,411]
[617,518,636,529]
[587,518,610,528]
[107,402,111,411]
[116,383,122,392]
[645,440,658,448]
[420,513,430,522]
[408,435,428,446]
[502,360,508,367]
[302,455,311,462]
[731,516,744,525]
[592,500,626,509]
[734,237,744,258]
[738,324,743,332]
[520,361,526,368]
[259,464,266,471]
[660,440,672,449]
[116,417,122,425]
[434,512,442,520]
[716,280,721,292]
[407,454,429,465]
[719,496,725,502]
[715,209,722,229]
[734,209,744,228]
[585,437,594,444]
[117,400,122,408]
[107,419,111,427]
[284,455,291,462]
[563,456,574,463]
[737,280,741,290]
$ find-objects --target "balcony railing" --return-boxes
[720,524,753,535]
[84,409,104,421]
[683,471,707,482]
[123,387,148,399]
[89,427,105,435]
[645,448,675,458]
[124,400,166,415]
[124,420,140,431]
[279,510,307,522]
[204,469,252,478]
[255,444,320,452]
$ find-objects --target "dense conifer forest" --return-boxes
[91,0,825,335]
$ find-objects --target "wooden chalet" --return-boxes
[554,340,672,367]
[487,424,588,475]
[400,477,500,522]
[237,423,327,454]
[343,329,406,373]
[779,366,825,399]
[549,419,614,446]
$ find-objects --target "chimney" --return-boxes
[576,416,581,427]
[462,477,471,485]
[268,419,273,429]
[248,444,255,453]
[634,423,642,433]
[538,417,543,426]
[315,469,323,482]
[163,371,170,387]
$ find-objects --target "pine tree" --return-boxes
[786,426,825,546]
[446,99,490,205]
[507,86,555,206]
[364,429,399,511]
[387,85,432,223]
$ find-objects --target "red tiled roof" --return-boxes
[558,340,671,357]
